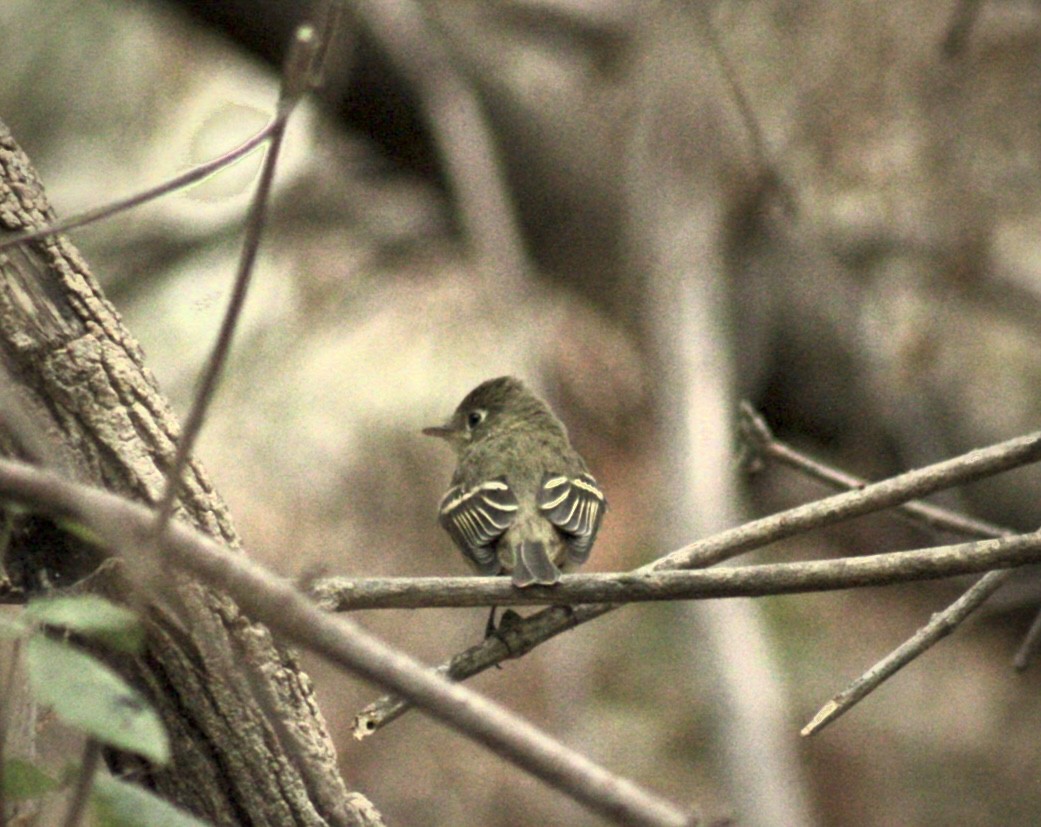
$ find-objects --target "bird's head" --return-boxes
[422,376,556,453]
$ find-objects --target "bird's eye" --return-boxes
[466,409,486,429]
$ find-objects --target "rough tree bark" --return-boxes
[0,119,383,826]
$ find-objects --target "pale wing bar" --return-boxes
[537,472,606,565]
[438,477,519,574]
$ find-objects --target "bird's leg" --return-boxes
[485,604,525,639]
[484,606,499,639]
[484,607,526,670]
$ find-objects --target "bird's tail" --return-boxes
[511,541,561,588]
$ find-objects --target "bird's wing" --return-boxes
[536,472,606,565]
[438,476,519,575]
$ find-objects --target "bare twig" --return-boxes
[312,533,1041,609]
[151,24,321,533]
[307,0,346,90]
[738,402,1009,539]
[356,426,1041,734]
[1013,607,1041,671]
[60,738,101,827]
[0,457,693,827]
[0,127,274,253]
[802,570,1011,736]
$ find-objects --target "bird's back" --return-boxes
[456,424,588,584]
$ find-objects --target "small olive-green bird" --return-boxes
[423,376,606,599]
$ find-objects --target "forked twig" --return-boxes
[0,22,330,542]
[738,402,1010,540]
[738,403,1023,734]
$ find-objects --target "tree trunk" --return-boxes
[0,119,383,826]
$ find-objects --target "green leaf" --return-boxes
[54,516,106,549]
[91,774,209,827]
[25,595,144,654]
[0,502,30,518]
[26,636,169,764]
[2,758,59,800]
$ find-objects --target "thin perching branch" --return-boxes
[0,457,694,827]
[311,533,1041,610]
[353,425,1041,735]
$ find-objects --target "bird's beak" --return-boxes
[422,424,453,439]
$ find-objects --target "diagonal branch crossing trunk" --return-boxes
[0,119,382,827]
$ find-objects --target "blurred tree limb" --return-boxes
[0,457,696,827]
